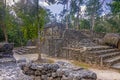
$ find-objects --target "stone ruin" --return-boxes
[95,33,120,49]
[0,53,97,80]
[0,30,98,80]
[20,61,97,80]
[46,29,105,57]
[1,28,120,79]
[0,43,14,57]
[42,29,120,69]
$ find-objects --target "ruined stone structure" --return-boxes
[13,46,38,55]
[0,43,14,57]
[98,33,120,49]
[44,29,120,69]
[21,61,97,80]
[0,43,16,63]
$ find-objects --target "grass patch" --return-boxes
[34,58,55,64]
[47,58,55,63]
[71,61,90,69]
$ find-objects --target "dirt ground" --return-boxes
[13,53,120,80]
[90,69,120,80]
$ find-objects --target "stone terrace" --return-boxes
[46,29,120,69]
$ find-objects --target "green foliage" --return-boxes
[103,0,120,33]
[79,19,90,29]
[8,26,23,46]
[94,25,107,32]
[0,28,4,42]
[39,8,47,29]
[109,0,120,14]
[14,0,47,43]
[0,0,4,42]
[106,15,120,33]
[86,0,102,16]
[72,61,90,69]
[0,0,48,46]
[0,0,120,46]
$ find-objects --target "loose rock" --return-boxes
[21,61,97,80]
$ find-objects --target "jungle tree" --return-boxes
[86,0,104,30]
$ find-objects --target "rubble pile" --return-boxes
[21,61,97,80]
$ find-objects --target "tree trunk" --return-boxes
[1,25,8,43]
[91,14,95,31]
[37,0,41,61]
[37,37,41,60]
[66,0,69,29]
[76,13,79,30]
[38,52,41,60]
[3,27,8,43]
[90,13,95,37]
[76,4,81,30]
[2,0,8,42]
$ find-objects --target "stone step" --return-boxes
[89,49,119,55]
[85,46,112,51]
[26,46,37,49]
[14,48,36,55]
[14,50,24,55]
[99,52,120,60]
[20,48,29,51]
[111,62,120,69]
[18,49,27,53]
[14,47,31,54]
[104,56,120,66]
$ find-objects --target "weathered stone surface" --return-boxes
[30,63,60,72]
[40,28,120,69]
[57,67,97,80]
[0,43,14,57]
[102,33,120,49]
[41,75,47,80]
[0,57,16,63]
[21,61,97,80]
[0,62,33,80]
[55,61,74,68]
[0,43,14,52]
[34,76,41,80]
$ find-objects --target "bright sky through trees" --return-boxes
[7,0,112,15]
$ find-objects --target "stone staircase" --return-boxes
[13,48,29,55]
[84,46,120,69]
[13,46,37,55]
[0,46,38,64]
